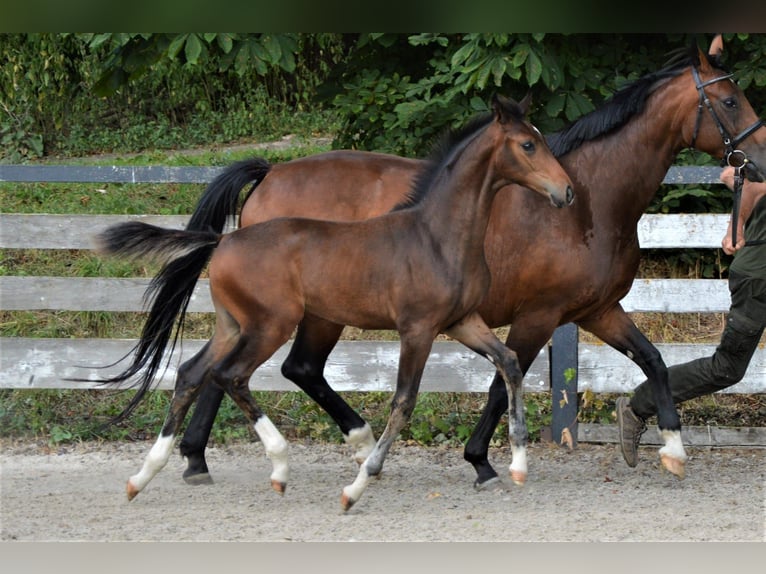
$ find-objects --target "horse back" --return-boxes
[240,150,423,226]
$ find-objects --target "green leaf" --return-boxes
[545,93,566,117]
[184,34,202,65]
[511,43,529,67]
[476,61,492,90]
[261,34,282,63]
[525,49,542,85]
[167,34,188,59]
[490,56,507,86]
[216,33,234,54]
[451,42,476,67]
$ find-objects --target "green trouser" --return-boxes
[629,271,766,420]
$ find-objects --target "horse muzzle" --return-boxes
[551,185,575,208]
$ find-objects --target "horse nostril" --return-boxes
[566,186,574,205]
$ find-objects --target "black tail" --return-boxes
[79,222,220,424]
[186,157,272,232]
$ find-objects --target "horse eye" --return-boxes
[723,97,738,110]
[521,141,536,153]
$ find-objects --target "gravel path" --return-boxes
[1,438,763,542]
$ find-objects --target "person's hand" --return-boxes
[722,221,746,255]
[720,165,736,190]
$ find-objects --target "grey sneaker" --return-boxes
[616,397,646,467]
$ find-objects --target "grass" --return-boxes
[2,140,764,448]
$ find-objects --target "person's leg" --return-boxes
[618,272,766,466]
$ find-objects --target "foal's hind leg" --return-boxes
[282,315,375,464]
[446,312,528,486]
[209,330,294,494]
[179,383,225,484]
[127,341,217,500]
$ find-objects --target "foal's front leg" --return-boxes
[340,330,435,511]
[446,312,528,485]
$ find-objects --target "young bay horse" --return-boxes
[95,95,573,509]
[177,37,766,488]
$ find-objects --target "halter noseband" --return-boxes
[690,66,766,249]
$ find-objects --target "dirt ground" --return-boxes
[1,437,763,542]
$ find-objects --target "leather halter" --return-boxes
[689,66,766,248]
[690,65,765,168]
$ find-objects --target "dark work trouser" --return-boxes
[629,271,766,420]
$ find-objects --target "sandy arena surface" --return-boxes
[1,438,763,542]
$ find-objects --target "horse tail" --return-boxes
[87,222,220,424]
[186,157,272,233]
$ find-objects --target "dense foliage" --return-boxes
[3,33,765,162]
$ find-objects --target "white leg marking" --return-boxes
[509,444,528,485]
[342,464,371,507]
[129,433,175,494]
[659,429,687,462]
[345,423,376,464]
[254,416,289,486]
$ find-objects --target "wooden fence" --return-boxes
[1,164,764,446]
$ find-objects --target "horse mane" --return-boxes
[546,43,727,158]
[392,110,495,210]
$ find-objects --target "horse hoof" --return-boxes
[510,469,527,486]
[271,479,287,495]
[340,491,356,512]
[473,476,503,492]
[182,472,214,486]
[660,454,686,480]
[126,480,140,501]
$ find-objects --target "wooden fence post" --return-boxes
[549,323,579,448]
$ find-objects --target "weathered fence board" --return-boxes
[578,423,766,446]
[2,337,762,394]
[0,163,723,185]
[0,212,732,250]
[0,276,736,314]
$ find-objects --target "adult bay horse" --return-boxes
[95,95,573,509]
[178,37,766,488]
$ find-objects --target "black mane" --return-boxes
[546,46,724,158]
[392,111,494,210]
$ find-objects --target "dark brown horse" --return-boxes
[177,37,766,488]
[95,95,573,508]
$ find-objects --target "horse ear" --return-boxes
[709,34,724,57]
[695,43,713,74]
[491,93,522,124]
[518,92,533,116]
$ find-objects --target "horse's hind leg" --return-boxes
[579,305,686,477]
[282,315,375,464]
[126,341,216,501]
[447,312,528,486]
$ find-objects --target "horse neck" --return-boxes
[569,87,689,226]
[417,142,500,259]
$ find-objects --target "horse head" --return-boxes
[685,34,766,182]
[491,93,574,208]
